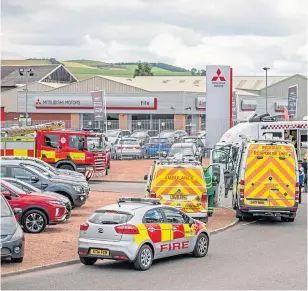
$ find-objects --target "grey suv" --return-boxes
[1,194,25,263]
[0,161,88,208]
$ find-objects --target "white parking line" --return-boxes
[241,218,265,226]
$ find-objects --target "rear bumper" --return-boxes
[1,236,25,260]
[116,151,143,157]
[78,238,138,261]
[240,206,297,218]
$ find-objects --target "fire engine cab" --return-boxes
[0,121,110,180]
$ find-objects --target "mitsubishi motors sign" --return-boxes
[205,65,233,147]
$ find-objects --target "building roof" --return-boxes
[1,65,60,87]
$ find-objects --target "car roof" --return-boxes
[172,143,194,147]
[1,160,40,166]
[96,202,157,212]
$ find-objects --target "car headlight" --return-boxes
[47,200,65,206]
[73,186,82,192]
[12,224,24,240]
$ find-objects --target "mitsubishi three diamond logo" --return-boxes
[36,99,41,105]
[211,68,226,88]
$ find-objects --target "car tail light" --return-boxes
[114,255,128,260]
[117,146,122,150]
[201,192,207,203]
[135,146,140,149]
[80,222,89,231]
[150,191,156,198]
[295,182,299,202]
[115,225,139,235]
[240,180,245,199]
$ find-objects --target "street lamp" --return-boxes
[263,67,270,114]
[19,68,34,125]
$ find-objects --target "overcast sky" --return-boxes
[1,0,307,74]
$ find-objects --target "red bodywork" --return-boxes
[0,180,66,225]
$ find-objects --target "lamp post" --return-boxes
[19,68,34,125]
[263,67,270,114]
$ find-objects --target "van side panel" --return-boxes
[244,144,296,208]
[151,166,207,214]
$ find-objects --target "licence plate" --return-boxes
[89,249,110,256]
[248,200,266,205]
[170,194,186,200]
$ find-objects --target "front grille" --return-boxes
[1,248,11,256]
[94,155,105,172]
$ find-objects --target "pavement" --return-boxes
[2,195,306,290]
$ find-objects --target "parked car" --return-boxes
[0,161,88,208]
[1,180,67,233]
[1,156,86,181]
[1,193,25,263]
[160,130,188,143]
[112,138,143,159]
[166,143,203,163]
[180,136,205,155]
[105,130,131,146]
[130,130,150,145]
[78,197,210,270]
[2,178,72,220]
[144,137,172,158]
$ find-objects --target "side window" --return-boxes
[11,167,32,180]
[69,135,84,150]
[0,166,7,177]
[143,208,165,223]
[161,208,188,224]
[44,134,59,148]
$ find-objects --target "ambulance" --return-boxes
[231,138,299,222]
[144,158,209,221]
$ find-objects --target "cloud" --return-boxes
[1,0,307,74]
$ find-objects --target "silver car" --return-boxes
[78,197,210,271]
[1,194,25,263]
[113,138,143,159]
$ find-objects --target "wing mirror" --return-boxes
[2,191,12,200]
[224,170,231,175]
[189,218,194,227]
[13,208,22,215]
[144,174,148,181]
[162,152,167,158]
[31,176,39,183]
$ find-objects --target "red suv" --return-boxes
[0,180,67,233]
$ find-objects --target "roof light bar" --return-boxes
[118,197,161,205]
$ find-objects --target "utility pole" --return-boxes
[19,68,34,125]
[263,67,270,114]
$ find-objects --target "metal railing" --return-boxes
[131,119,174,131]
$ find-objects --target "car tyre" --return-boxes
[80,256,97,265]
[11,257,23,263]
[133,244,153,271]
[59,164,74,171]
[22,209,47,233]
[192,233,209,258]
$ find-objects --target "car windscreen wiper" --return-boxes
[101,221,119,224]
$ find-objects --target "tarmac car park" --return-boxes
[0,161,88,208]
[1,179,68,233]
[1,193,25,263]
[78,197,210,271]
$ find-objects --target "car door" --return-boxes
[9,167,42,189]
[1,184,21,212]
[161,207,195,255]
[142,208,172,259]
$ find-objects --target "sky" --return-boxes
[1,0,307,75]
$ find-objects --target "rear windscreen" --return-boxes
[88,211,133,225]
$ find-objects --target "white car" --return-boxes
[112,138,143,159]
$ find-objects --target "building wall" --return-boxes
[258,75,307,119]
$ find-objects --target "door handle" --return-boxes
[147,227,155,232]
[171,227,177,231]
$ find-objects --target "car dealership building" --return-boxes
[1,66,307,132]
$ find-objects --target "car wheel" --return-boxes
[22,209,47,233]
[11,257,23,263]
[192,233,209,257]
[79,256,97,265]
[59,164,74,171]
[133,244,153,271]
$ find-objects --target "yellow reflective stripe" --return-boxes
[41,150,56,159]
[69,152,85,161]
[14,149,28,156]
[134,224,150,246]
[162,224,172,241]
[183,224,194,237]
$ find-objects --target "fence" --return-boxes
[131,119,174,131]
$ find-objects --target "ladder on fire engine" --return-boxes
[0,121,65,137]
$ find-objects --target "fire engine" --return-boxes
[0,121,109,180]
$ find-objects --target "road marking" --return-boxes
[241,218,265,226]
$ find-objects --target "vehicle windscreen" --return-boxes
[120,139,138,145]
[160,132,174,138]
[131,132,147,138]
[214,144,231,155]
[168,147,194,156]
[26,164,54,178]
[149,138,169,144]
[3,181,28,194]
[1,195,13,217]
[106,130,120,137]
[87,136,104,152]
[88,210,133,225]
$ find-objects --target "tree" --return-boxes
[134,62,154,77]
[191,68,197,76]
[200,69,206,76]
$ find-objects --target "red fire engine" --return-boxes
[0,121,110,180]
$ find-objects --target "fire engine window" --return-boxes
[143,209,164,223]
[44,135,59,148]
[69,135,84,150]
[161,208,188,224]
